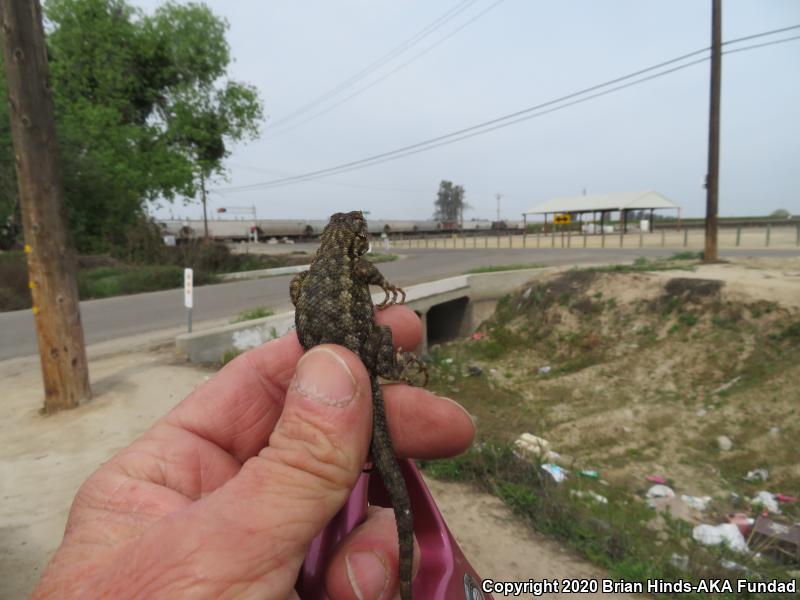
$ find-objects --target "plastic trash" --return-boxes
[579,470,600,479]
[692,523,749,553]
[744,468,769,482]
[514,434,550,459]
[467,365,483,376]
[775,493,799,503]
[681,495,712,511]
[538,366,551,375]
[646,475,667,484]
[751,491,781,514]
[717,435,733,451]
[541,463,567,483]
[646,484,675,499]
[670,554,689,571]
[727,513,755,537]
[470,331,487,341]
[571,490,608,504]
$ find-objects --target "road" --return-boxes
[1,247,796,361]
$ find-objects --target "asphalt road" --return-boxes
[1,247,796,361]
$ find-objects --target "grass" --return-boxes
[584,255,699,274]
[420,445,798,599]
[230,306,274,324]
[466,263,544,274]
[365,252,398,264]
[219,348,243,367]
[77,266,218,300]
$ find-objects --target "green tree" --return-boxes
[0,0,263,252]
[433,180,468,224]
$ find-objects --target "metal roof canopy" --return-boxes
[523,191,680,215]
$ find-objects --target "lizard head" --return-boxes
[326,211,369,257]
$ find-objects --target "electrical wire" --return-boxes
[216,24,800,194]
[267,0,483,129]
[268,0,507,138]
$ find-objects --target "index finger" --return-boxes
[166,305,424,463]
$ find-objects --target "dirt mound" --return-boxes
[433,268,800,502]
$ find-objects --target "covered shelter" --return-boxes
[523,191,680,233]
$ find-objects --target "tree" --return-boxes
[0,0,263,252]
[433,180,468,224]
[769,209,790,219]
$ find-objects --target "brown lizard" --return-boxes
[290,211,426,600]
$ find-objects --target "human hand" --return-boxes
[31,305,475,599]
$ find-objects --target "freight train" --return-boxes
[157,218,524,242]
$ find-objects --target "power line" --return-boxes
[267,0,483,130]
[216,25,800,194]
[226,162,429,193]
[268,0,507,138]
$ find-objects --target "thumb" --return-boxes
[182,345,374,596]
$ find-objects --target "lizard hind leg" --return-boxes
[372,326,428,386]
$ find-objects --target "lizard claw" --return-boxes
[396,348,428,387]
[377,284,405,310]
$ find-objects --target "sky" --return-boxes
[137,0,800,222]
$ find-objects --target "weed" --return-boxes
[669,251,704,261]
[231,306,274,323]
[78,266,218,299]
[219,348,243,367]
[364,253,398,263]
[466,264,544,274]
[420,444,795,599]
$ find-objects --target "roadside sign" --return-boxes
[184,268,193,308]
[554,214,571,225]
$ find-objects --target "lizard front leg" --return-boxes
[289,270,308,307]
[355,258,405,309]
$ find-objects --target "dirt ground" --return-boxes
[433,257,800,510]
[0,347,637,599]
[2,257,798,599]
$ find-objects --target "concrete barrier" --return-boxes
[176,268,549,363]
[218,264,309,281]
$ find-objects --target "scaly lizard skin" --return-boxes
[290,211,426,600]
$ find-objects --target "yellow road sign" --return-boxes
[554,214,571,225]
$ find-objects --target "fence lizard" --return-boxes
[290,211,426,600]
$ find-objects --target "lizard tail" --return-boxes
[370,376,413,600]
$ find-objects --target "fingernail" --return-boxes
[292,347,356,408]
[346,551,389,600]
[440,396,478,434]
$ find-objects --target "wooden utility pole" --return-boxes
[1,0,91,412]
[704,0,722,262]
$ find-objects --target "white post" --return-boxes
[184,268,194,333]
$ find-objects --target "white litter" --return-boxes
[743,468,769,482]
[681,495,712,511]
[541,463,568,483]
[750,491,781,514]
[647,484,675,499]
[570,490,609,504]
[692,523,749,553]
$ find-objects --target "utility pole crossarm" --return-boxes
[1,0,91,412]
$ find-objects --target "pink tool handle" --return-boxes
[296,458,491,599]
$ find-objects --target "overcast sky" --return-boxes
[138,0,800,222]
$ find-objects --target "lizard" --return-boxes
[290,211,427,600]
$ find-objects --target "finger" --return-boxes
[383,386,475,459]
[325,507,420,600]
[167,305,422,463]
[373,304,421,353]
[122,345,376,598]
